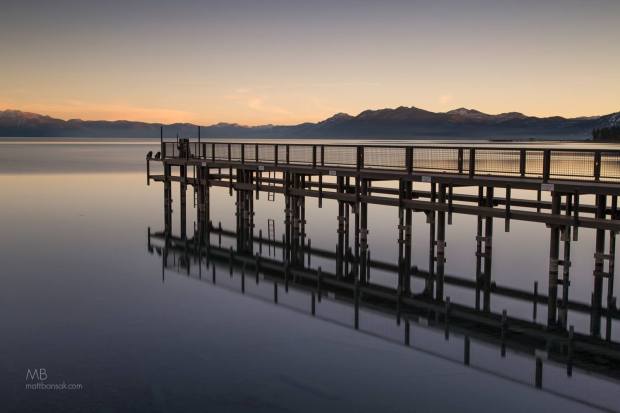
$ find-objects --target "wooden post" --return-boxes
[560,195,572,329]
[426,182,437,297]
[594,150,601,181]
[475,186,483,310]
[548,192,561,328]
[360,179,369,284]
[436,184,447,300]
[505,186,511,232]
[398,181,405,291]
[543,149,551,182]
[591,194,606,336]
[404,181,412,292]
[469,148,475,177]
[483,187,494,312]
[180,165,187,238]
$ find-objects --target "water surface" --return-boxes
[1,139,618,412]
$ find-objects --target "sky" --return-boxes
[1,0,619,125]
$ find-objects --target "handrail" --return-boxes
[157,140,620,183]
[158,138,620,152]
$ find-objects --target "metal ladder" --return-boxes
[267,171,276,202]
[267,219,276,257]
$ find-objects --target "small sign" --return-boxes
[541,183,554,191]
[258,165,265,171]
[328,170,337,176]
[421,176,432,183]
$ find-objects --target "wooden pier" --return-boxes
[147,136,620,327]
[146,135,620,405]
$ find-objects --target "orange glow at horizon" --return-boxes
[1,1,619,126]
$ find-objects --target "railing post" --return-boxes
[241,144,245,164]
[312,145,317,168]
[356,146,363,170]
[321,146,325,166]
[519,149,526,177]
[211,143,215,161]
[160,126,165,158]
[274,144,279,165]
[543,149,551,182]
[469,148,475,177]
[286,145,290,164]
[228,143,231,163]
[255,144,259,164]
[457,148,463,174]
[406,147,413,174]
[594,150,601,181]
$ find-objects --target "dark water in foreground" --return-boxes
[0,139,619,412]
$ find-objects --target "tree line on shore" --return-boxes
[592,126,620,141]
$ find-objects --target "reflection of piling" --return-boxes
[535,357,543,388]
[464,336,470,365]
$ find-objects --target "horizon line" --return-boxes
[1,105,618,128]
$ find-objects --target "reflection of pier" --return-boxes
[147,137,620,337]
[148,226,620,386]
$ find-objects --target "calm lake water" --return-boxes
[1,138,619,412]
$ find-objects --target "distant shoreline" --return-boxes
[2,106,616,141]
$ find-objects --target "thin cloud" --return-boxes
[6,100,199,123]
[438,94,454,105]
[225,89,292,118]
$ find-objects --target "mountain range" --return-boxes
[1,106,619,140]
